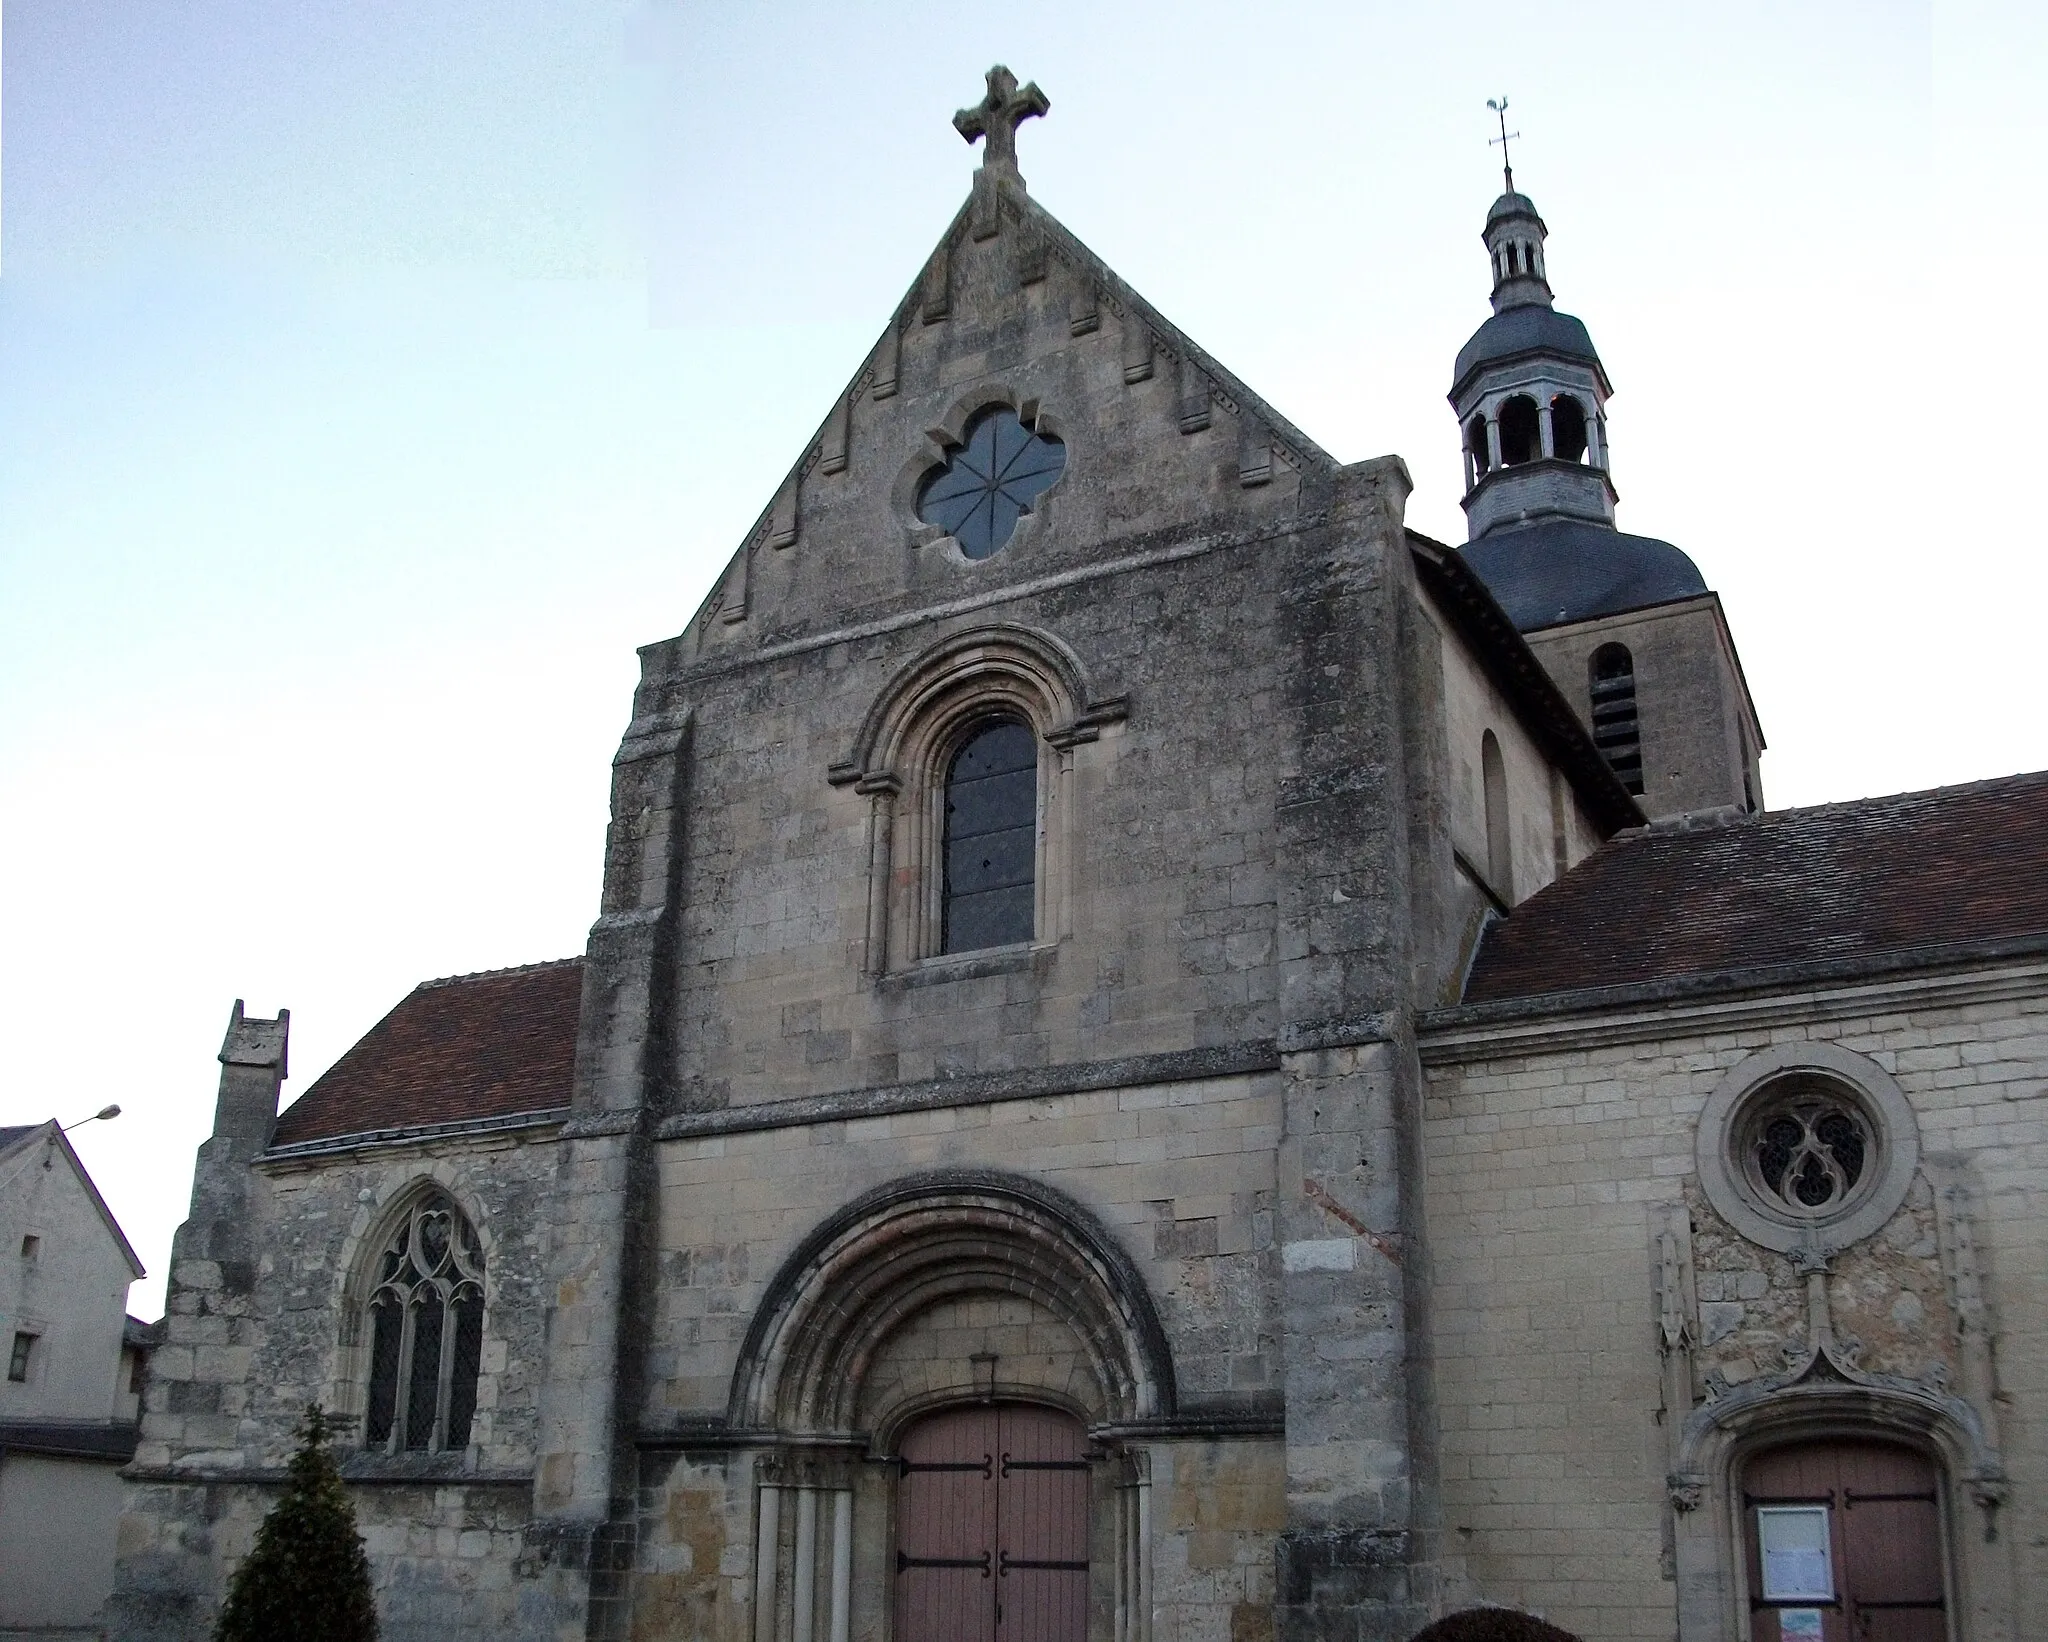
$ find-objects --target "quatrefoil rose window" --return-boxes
[917,408,1066,559]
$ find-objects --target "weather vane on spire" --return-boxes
[1487,97,1519,193]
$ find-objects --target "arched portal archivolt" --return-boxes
[1669,1373,2014,1641]
[729,1170,1176,1437]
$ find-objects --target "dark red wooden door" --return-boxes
[896,1406,1089,1642]
[1745,1441,1946,1642]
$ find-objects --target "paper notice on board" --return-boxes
[1764,1547,1831,1597]
[1778,1610,1823,1640]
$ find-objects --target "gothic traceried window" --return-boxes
[1743,1091,1872,1216]
[364,1192,485,1454]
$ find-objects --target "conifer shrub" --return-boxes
[215,1405,379,1642]
[1408,1609,1584,1642]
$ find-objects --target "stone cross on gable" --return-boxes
[954,65,1050,183]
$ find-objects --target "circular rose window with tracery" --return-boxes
[1741,1085,1872,1216]
[1696,1045,1919,1255]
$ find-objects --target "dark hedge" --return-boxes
[214,1405,378,1642]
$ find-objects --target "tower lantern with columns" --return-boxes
[1451,179,1617,542]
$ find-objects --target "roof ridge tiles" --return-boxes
[1605,769,2048,850]
[1750,768,2048,826]
[416,956,584,992]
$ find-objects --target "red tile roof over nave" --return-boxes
[269,959,583,1147]
[1462,772,2048,1007]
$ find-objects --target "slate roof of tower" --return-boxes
[1461,772,2048,1006]
[1485,190,1544,227]
[1451,305,1603,397]
[269,959,583,1147]
[1459,518,1710,631]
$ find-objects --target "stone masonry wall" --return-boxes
[1431,605,1601,908]
[655,537,1294,1109]
[119,1478,534,1642]
[115,1126,561,1639]
[1521,595,1757,822]
[1418,969,2047,1639]
[649,1072,1281,1422]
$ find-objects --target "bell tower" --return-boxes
[1448,107,1767,821]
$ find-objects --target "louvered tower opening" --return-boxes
[1589,643,1644,795]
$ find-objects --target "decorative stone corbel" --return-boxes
[1965,1469,2008,1543]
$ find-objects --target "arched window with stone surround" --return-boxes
[831,624,1126,976]
[362,1190,485,1454]
[941,718,1038,953]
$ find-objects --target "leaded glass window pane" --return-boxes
[365,1295,403,1446]
[405,1297,444,1451]
[362,1191,486,1454]
[448,1292,485,1450]
[943,720,1037,953]
[917,409,1066,559]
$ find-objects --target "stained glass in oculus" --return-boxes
[363,1192,486,1453]
[1748,1097,1869,1215]
[917,409,1066,559]
[942,720,1037,953]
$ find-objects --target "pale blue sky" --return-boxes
[1,1,2036,1314]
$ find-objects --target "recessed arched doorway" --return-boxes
[1742,1439,1947,1641]
[896,1404,1090,1642]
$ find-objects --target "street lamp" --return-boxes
[61,1104,122,1132]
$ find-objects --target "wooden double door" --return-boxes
[895,1405,1090,1642]
[1745,1440,1948,1641]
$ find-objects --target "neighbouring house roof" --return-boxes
[269,959,584,1147]
[1462,772,2048,1008]
[0,1122,146,1278]
[123,1316,159,1350]
[0,1418,141,1463]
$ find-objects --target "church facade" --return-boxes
[109,72,2045,1642]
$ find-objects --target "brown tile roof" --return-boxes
[271,959,583,1147]
[1462,772,2048,1007]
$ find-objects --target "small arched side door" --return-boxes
[1743,1440,1946,1641]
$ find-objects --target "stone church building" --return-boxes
[110,71,2045,1642]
